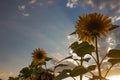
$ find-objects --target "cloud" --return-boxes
[18,0,55,16]
[18,5,26,11]
[66,0,120,12]
[0,72,13,80]
[29,0,37,4]
[67,35,77,40]
[115,44,120,49]
[54,59,77,72]
[66,0,120,21]
[106,33,116,48]
[36,2,43,6]
[47,0,54,4]
[51,53,63,64]
[66,0,78,8]
[111,16,120,23]
[22,13,30,16]
[51,53,77,72]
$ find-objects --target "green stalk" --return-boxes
[95,36,102,80]
[100,54,107,65]
[80,57,83,80]
[30,76,32,80]
[104,65,113,78]
[90,54,97,64]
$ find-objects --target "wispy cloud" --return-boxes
[22,13,30,16]
[47,0,54,4]
[111,16,120,23]
[54,59,77,72]
[0,72,13,80]
[66,0,120,13]
[18,5,26,11]
[66,0,78,8]
[66,0,120,21]
[36,2,43,6]
[51,53,77,72]
[18,0,55,16]
[67,35,77,40]
[18,5,30,16]
[106,33,116,51]
[29,0,37,4]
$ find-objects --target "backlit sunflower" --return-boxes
[76,13,112,42]
[32,48,46,63]
[37,72,54,80]
[24,77,30,80]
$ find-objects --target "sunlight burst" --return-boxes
[108,75,120,80]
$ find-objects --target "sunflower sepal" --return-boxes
[69,31,76,35]
[45,57,52,61]
[109,24,119,31]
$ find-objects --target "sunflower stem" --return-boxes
[104,65,113,78]
[100,54,107,65]
[90,54,98,64]
[95,36,102,80]
[44,63,47,71]
[80,57,83,80]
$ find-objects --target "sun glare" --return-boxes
[108,75,120,80]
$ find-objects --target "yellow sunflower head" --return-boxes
[76,13,112,42]
[32,48,46,63]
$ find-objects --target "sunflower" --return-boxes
[37,72,54,80]
[24,77,30,80]
[76,13,112,42]
[32,48,46,63]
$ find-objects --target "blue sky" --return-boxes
[0,0,120,79]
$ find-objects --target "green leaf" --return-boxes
[90,75,103,80]
[70,42,95,57]
[54,69,71,80]
[56,56,73,64]
[55,64,68,69]
[46,69,54,73]
[42,62,47,66]
[70,65,87,77]
[69,31,76,35]
[20,67,31,77]
[107,49,120,58]
[109,25,119,31]
[63,56,73,60]
[59,56,73,62]
[108,59,120,65]
[45,57,52,61]
[87,65,96,72]
[69,41,79,50]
